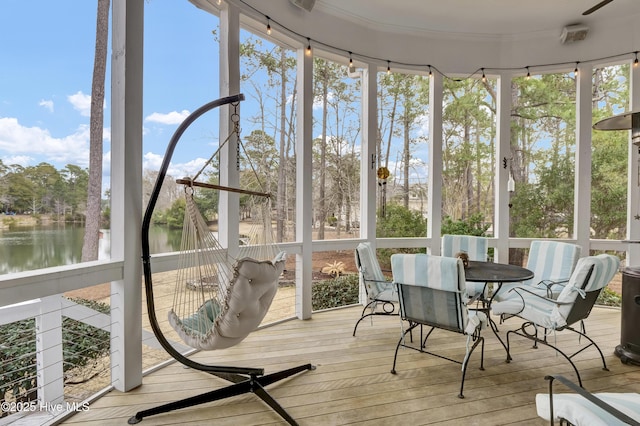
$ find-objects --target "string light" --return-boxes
[481,68,486,82]
[240,4,640,81]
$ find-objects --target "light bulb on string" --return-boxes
[245,13,640,82]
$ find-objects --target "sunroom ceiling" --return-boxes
[315,0,640,37]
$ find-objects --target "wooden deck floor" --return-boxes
[62,305,639,426]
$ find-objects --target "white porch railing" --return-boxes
[0,237,631,423]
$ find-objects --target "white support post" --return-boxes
[295,45,313,320]
[35,295,64,404]
[427,72,443,255]
[361,64,378,243]
[575,62,593,253]
[495,72,512,263]
[628,61,640,266]
[110,0,143,392]
[359,63,378,305]
[219,2,241,260]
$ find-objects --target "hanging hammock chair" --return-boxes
[130,94,313,425]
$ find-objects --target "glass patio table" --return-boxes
[463,260,534,353]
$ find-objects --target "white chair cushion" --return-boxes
[392,253,468,331]
[495,241,581,302]
[491,254,620,329]
[536,392,640,426]
[465,310,487,335]
[441,235,488,300]
[169,254,284,350]
[356,242,395,301]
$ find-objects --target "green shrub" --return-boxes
[312,274,359,310]
[441,213,490,236]
[596,286,621,307]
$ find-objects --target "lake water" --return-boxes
[0,224,182,275]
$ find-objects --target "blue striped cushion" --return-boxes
[356,242,389,297]
[556,254,620,308]
[391,253,468,331]
[492,254,620,329]
[441,234,488,261]
[441,234,488,298]
[525,241,581,286]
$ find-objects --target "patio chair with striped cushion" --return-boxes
[352,242,398,336]
[492,254,620,387]
[441,234,489,300]
[390,253,486,398]
[494,240,581,302]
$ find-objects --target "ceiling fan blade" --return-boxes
[582,0,614,15]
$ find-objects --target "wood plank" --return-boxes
[61,306,640,425]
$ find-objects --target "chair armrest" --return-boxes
[543,375,640,426]
[536,279,570,298]
[510,286,572,306]
[365,278,393,285]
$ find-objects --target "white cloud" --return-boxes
[143,152,164,170]
[145,110,190,125]
[39,99,54,113]
[0,117,90,166]
[143,151,209,179]
[1,155,34,167]
[68,91,92,117]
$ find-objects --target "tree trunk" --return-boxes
[82,0,109,262]
[403,115,410,209]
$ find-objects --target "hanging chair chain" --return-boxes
[188,100,269,198]
[231,102,241,172]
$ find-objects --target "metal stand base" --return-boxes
[615,344,640,366]
[128,363,314,425]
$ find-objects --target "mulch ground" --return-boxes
[66,250,357,301]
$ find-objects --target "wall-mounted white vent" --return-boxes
[289,0,316,12]
[560,25,589,44]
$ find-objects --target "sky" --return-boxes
[0,0,434,195]
[0,1,223,191]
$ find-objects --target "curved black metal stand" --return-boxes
[134,94,313,424]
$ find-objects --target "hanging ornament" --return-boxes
[377,167,390,218]
[377,166,390,180]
